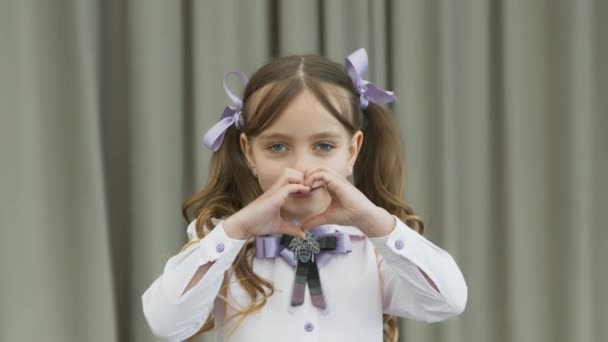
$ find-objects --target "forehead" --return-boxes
[257,89,350,140]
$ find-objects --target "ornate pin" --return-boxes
[288,232,321,263]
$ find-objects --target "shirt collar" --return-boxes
[212,217,366,238]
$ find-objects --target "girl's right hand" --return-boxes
[223,168,310,239]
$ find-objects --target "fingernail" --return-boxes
[291,220,302,226]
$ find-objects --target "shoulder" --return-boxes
[186,217,225,241]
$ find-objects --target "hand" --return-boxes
[224,168,309,239]
[300,167,393,236]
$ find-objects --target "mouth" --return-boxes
[291,185,322,198]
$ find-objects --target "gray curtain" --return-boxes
[1,0,606,341]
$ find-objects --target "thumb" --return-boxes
[280,220,305,238]
[300,213,329,232]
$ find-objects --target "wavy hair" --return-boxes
[181,53,424,342]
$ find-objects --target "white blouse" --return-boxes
[141,217,467,342]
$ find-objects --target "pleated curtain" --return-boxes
[0,1,606,341]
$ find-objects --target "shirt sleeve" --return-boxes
[141,219,247,341]
[368,216,468,322]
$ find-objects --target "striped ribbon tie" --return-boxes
[255,227,352,309]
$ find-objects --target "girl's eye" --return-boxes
[268,144,288,152]
[316,143,335,152]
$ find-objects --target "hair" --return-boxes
[181,53,424,342]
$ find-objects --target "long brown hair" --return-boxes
[181,54,424,341]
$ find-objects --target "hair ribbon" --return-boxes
[202,71,249,152]
[344,48,397,109]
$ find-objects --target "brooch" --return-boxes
[288,232,321,263]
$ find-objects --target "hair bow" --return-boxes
[202,71,249,152]
[344,48,397,109]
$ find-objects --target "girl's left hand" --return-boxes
[300,167,394,236]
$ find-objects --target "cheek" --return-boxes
[256,166,283,191]
[322,153,351,176]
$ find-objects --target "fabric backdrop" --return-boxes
[1,0,606,341]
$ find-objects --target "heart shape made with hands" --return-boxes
[286,168,374,233]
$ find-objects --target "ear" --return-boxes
[347,130,364,175]
[240,133,257,174]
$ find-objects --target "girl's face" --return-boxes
[240,88,363,223]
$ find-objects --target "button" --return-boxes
[304,322,314,332]
[394,239,405,250]
[216,242,225,253]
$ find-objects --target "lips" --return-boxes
[292,185,322,197]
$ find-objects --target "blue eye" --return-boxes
[316,143,335,152]
[268,144,287,152]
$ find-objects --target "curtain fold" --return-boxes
[1,1,605,341]
[2,0,118,340]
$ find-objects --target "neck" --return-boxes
[280,208,317,226]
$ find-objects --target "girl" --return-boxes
[142,48,467,342]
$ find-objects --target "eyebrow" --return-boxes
[257,131,343,141]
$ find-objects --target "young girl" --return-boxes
[142,48,467,342]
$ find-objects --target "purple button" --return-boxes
[216,242,225,253]
[304,322,314,332]
[394,239,405,250]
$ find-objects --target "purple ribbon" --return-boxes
[255,226,352,268]
[255,226,352,309]
[344,48,398,109]
[202,71,249,152]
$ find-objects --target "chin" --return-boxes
[282,195,330,221]
[282,202,319,218]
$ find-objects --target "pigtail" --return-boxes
[181,127,260,236]
[354,102,424,234]
[354,103,425,342]
[181,124,273,340]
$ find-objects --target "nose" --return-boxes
[293,151,315,173]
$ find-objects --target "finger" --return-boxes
[304,166,346,186]
[267,168,305,192]
[286,176,304,184]
[280,220,306,238]
[304,169,345,192]
[284,168,305,181]
[280,183,311,198]
[269,176,304,195]
[269,183,310,207]
[283,168,305,183]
